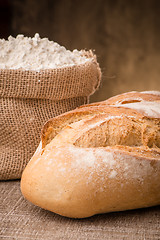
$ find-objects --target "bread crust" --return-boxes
[21,91,160,218]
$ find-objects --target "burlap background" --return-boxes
[0,51,101,180]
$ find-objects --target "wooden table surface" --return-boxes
[1,180,160,240]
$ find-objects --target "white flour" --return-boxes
[115,100,160,118]
[0,33,89,70]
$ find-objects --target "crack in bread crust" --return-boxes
[40,91,160,165]
[41,91,160,156]
[41,106,143,148]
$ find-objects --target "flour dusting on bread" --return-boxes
[115,101,160,118]
[69,145,96,168]
[141,91,160,96]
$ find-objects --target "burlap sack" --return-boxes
[0,51,101,180]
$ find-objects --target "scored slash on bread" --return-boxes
[42,91,160,149]
[21,91,160,218]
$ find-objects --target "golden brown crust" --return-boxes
[41,105,143,148]
[21,91,160,218]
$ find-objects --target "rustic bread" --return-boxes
[21,91,160,218]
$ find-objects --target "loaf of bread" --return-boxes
[21,91,160,218]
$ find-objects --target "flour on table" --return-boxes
[0,33,89,70]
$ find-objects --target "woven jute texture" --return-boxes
[0,51,101,180]
[1,180,160,240]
